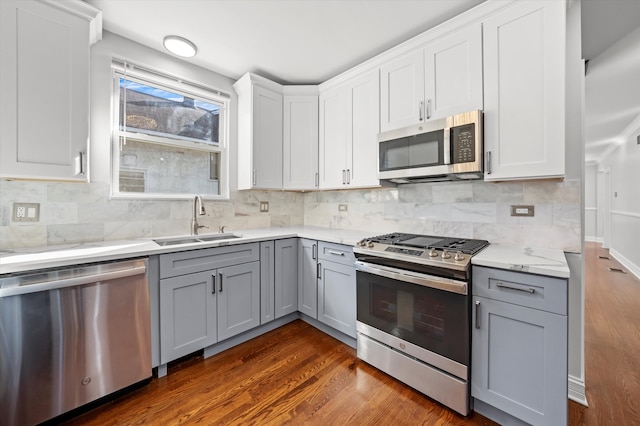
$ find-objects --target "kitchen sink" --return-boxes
[153,233,242,246]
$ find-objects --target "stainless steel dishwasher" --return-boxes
[0,258,151,426]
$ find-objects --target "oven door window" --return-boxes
[356,270,469,366]
[379,130,444,172]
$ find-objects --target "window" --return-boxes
[111,62,228,199]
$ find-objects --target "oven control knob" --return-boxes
[358,240,367,247]
[367,241,375,248]
[454,251,465,261]
[428,248,439,257]
[441,250,451,259]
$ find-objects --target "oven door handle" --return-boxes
[354,261,468,295]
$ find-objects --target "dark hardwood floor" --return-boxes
[63,242,639,425]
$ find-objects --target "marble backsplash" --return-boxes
[304,180,582,253]
[0,180,304,250]
[0,179,581,252]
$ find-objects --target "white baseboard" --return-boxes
[610,248,640,280]
[585,236,603,243]
[568,375,588,406]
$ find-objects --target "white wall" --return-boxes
[584,164,598,241]
[599,125,640,278]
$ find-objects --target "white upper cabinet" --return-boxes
[319,70,379,190]
[234,73,283,190]
[380,24,483,132]
[0,0,101,181]
[283,88,319,190]
[483,1,566,181]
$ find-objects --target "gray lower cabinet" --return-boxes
[159,243,260,365]
[317,243,356,338]
[216,262,261,341]
[160,270,216,364]
[298,238,318,318]
[275,238,298,318]
[259,241,275,324]
[471,266,568,426]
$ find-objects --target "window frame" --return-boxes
[110,62,230,200]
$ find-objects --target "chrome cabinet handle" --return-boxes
[219,273,223,292]
[496,282,535,294]
[315,172,319,187]
[346,169,351,184]
[328,250,345,256]
[419,100,425,121]
[475,301,480,329]
[486,151,492,175]
[317,263,322,279]
[252,169,257,185]
[342,170,346,185]
[77,151,85,175]
[212,274,216,294]
[425,99,431,119]
[312,244,317,260]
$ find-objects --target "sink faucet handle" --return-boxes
[219,225,226,233]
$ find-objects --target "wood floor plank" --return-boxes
[63,241,639,425]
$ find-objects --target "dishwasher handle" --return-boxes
[0,265,147,298]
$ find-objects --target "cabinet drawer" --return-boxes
[160,243,260,279]
[472,266,567,315]
[318,241,355,266]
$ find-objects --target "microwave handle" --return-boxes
[443,126,451,165]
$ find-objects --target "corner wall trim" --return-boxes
[568,375,588,406]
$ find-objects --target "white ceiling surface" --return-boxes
[85,0,484,85]
[582,0,640,163]
[86,0,639,164]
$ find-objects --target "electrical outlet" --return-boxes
[338,204,348,212]
[510,205,535,217]
[13,203,40,222]
[260,201,269,213]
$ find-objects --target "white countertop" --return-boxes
[471,244,570,279]
[0,227,371,275]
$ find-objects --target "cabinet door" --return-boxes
[347,70,380,188]
[252,84,283,188]
[483,1,565,181]
[317,260,356,338]
[379,50,424,131]
[275,238,298,318]
[472,295,567,426]
[260,241,275,325]
[217,262,260,341]
[297,238,318,318]
[0,0,90,180]
[424,23,483,120]
[318,87,347,189]
[160,271,217,364]
[283,95,319,190]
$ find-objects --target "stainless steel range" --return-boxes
[353,233,489,416]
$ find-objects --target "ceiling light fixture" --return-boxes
[163,35,197,58]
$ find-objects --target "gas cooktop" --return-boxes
[354,232,490,272]
[365,233,489,255]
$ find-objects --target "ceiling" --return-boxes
[86,0,639,164]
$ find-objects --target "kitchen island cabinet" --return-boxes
[0,0,101,181]
[471,265,568,426]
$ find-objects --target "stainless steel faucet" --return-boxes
[191,195,206,235]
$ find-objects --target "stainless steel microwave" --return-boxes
[377,110,483,183]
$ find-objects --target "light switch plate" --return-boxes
[13,202,40,222]
[510,205,534,217]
